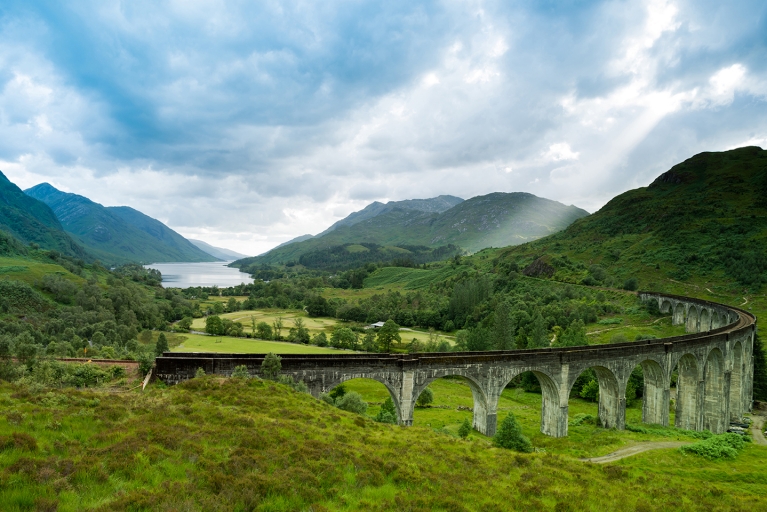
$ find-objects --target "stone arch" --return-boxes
[711,311,721,329]
[326,375,404,424]
[568,365,623,430]
[659,299,673,314]
[703,348,726,433]
[729,341,744,421]
[639,359,669,426]
[673,303,686,325]
[532,370,564,437]
[415,372,492,435]
[699,309,711,332]
[685,307,699,333]
[675,354,700,430]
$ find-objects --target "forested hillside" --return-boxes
[25,183,217,265]
[0,172,87,259]
[493,146,767,292]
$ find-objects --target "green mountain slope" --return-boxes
[188,239,249,260]
[25,183,218,264]
[0,172,87,258]
[495,146,767,291]
[317,194,465,236]
[234,192,588,268]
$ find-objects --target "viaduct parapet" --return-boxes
[155,292,756,438]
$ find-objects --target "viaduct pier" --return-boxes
[155,292,756,438]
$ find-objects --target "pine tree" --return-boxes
[491,301,516,350]
[261,352,281,380]
[458,418,471,439]
[493,413,533,452]
[155,332,169,356]
[528,313,548,348]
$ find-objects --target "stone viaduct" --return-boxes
[155,292,756,438]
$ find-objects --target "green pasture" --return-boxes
[190,309,340,335]
[0,256,85,287]
[171,332,349,354]
[342,376,708,460]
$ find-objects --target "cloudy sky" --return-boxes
[1,0,766,255]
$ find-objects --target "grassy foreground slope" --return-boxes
[1,378,764,511]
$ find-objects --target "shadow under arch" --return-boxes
[638,358,669,426]
[730,341,744,421]
[415,373,492,435]
[325,376,404,424]
[703,347,726,433]
[674,353,700,430]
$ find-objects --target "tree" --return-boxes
[458,418,471,439]
[206,315,224,335]
[177,317,192,331]
[377,319,401,353]
[256,322,273,340]
[272,317,284,340]
[261,352,281,380]
[232,365,250,378]
[581,379,599,402]
[331,327,356,349]
[335,392,368,415]
[155,332,169,356]
[493,413,533,452]
[137,351,154,377]
[375,396,397,424]
[362,331,377,352]
[227,297,239,312]
[416,387,433,407]
[195,367,206,378]
[288,317,310,344]
[528,313,548,348]
[312,332,328,347]
[329,384,347,401]
[491,301,515,350]
[557,319,588,347]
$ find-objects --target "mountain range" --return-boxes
[188,239,249,261]
[0,172,87,259]
[24,183,217,265]
[233,192,589,269]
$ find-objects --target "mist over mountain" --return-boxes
[233,192,587,269]
[188,239,249,261]
[25,183,217,265]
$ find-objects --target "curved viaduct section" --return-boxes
[156,292,756,438]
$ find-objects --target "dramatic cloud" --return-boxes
[0,0,765,255]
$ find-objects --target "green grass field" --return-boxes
[0,256,85,287]
[0,378,763,511]
[171,332,351,354]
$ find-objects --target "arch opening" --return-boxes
[413,374,492,436]
[674,354,700,430]
[711,311,721,330]
[703,348,726,433]
[502,370,564,437]
[568,366,622,430]
[659,300,673,314]
[326,377,402,424]
[699,309,711,332]
[729,342,744,421]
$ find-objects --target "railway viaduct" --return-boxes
[155,292,756,438]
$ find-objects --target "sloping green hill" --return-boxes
[235,192,588,268]
[25,183,218,264]
[495,146,767,292]
[0,172,87,259]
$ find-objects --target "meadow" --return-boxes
[0,377,763,511]
[171,332,347,354]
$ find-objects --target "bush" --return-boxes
[335,391,368,415]
[232,365,250,378]
[493,413,532,452]
[416,387,433,407]
[570,413,596,426]
[155,333,169,357]
[137,352,154,377]
[375,397,397,424]
[458,418,471,439]
[261,353,281,380]
[329,384,347,401]
[581,380,599,402]
[195,367,206,378]
[680,433,747,460]
[623,278,639,291]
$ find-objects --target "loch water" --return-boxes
[144,261,252,288]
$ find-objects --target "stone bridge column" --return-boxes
[474,390,499,437]
[398,370,416,426]
[541,365,569,438]
[723,370,732,428]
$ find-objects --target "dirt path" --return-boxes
[580,442,691,464]
[751,415,767,446]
